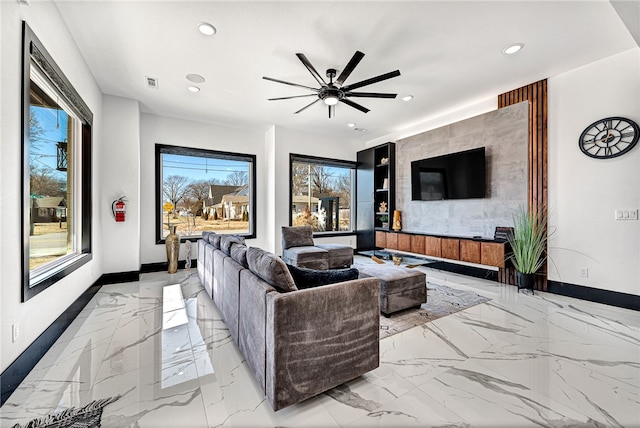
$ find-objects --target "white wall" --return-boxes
[101,95,141,273]
[365,97,497,148]
[264,127,277,253]
[0,1,103,372]
[271,126,362,256]
[136,119,362,260]
[548,48,640,296]
[137,114,268,263]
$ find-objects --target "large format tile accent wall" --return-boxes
[396,101,529,238]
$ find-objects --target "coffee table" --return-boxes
[359,250,435,267]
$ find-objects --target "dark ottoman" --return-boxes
[281,246,329,270]
[316,244,354,268]
[358,265,427,316]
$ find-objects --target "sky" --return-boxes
[162,153,249,183]
[30,105,69,186]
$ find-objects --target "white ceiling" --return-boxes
[54,1,637,143]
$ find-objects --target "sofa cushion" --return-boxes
[221,235,246,255]
[282,226,314,249]
[286,264,359,289]
[247,247,298,293]
[230,242,248,268]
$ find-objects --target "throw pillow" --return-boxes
[209,234,222,249]
[281,226,314,249]
[221,235,245,255]
[286,264,359,289]
[230,242,248,268]
[246,247,298,293]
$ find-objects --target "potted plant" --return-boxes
[379,214,389,229]
[507,205,548,292]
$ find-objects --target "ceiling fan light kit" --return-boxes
[263,51,401,118]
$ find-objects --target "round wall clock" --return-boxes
[579,117,639,159]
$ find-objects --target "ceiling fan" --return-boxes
[263,51,401,118]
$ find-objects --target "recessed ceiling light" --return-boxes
[502,43,524,55]
[186,73,205,83]
[197,22,216,36]
[187,86,200,93]
[347,123,356,128]
[402,95,414,102]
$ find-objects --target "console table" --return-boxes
[375,230,513,283]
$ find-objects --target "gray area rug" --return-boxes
[11,395,120,428]
[379,282,490,339]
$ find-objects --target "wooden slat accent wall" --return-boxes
[498,79,548,291]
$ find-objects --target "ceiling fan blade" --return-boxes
[342,70,401,92]
[295,98,322,114]
[336,51,365,86]
[268,94,318,101]
[328,104,335,119]
[263,76,318,92]
[345,92,397,99]
[340,98,370,114]
[296,53,327,87]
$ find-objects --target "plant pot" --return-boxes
[381,222,389,229]
[516,271,534,292]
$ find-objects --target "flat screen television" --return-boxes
[411,147,486,201]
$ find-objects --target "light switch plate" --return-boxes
[615,209,638,220]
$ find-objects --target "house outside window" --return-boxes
[290,154,355,234]
[155,145,256,242]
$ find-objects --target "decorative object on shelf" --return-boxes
[393,210,402,231]
[380,214,388,229]
[184,239,192,269]
[392,255,403,266]
[579,116,639,159]
[379,201,387,213]
[380,157,388,165]
[382,178,388,189]
[507,205,548,293]
[165,224,180,274]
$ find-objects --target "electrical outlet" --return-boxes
[12,323,19,343]
[579,267,588,278]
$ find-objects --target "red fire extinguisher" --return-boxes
[112,196,127,222]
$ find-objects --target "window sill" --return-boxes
[25,253,92,301]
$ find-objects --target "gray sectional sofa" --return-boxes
[197,232,381,411]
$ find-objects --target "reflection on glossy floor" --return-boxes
[1,259,639,427]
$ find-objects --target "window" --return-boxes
[290,154,355,234]
[155,145,256,242]
[22,23,93,301]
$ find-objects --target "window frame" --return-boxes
[289,153,356,237]
[155,144,257,243]
[21,22,93,301]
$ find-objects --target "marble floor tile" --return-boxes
[1,265,638,428]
